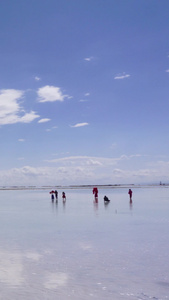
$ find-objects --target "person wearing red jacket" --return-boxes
[62,192,66,201]
[93,187,98,199]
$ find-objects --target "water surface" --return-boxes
[0,187,168,300]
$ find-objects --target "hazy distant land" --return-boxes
[0,183,168,190]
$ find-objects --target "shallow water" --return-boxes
[0,187,168,299]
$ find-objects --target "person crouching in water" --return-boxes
[62,192,66,201]
[104,195,110,202]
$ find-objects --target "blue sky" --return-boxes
[0,0,169,186]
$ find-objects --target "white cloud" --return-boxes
[38,118,51,123]
[35,76,41,81]
[79,99,88,102]
[46,126,58,132]
[114,73,130,80]
[165,69,169,73]
[111,143,117,150]
[20,111,39,123]
[37,85,66,103]
[18,139,25,142]
[0,89,39,125]
[0,89,23,118]
[84,57,93,61]
[86,159,102,166]
[85,93,90,96]
[70,122,89,128]
[0,155,169,186]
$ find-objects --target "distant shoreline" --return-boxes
[0,184,168,191]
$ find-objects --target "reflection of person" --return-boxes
[62,192,66,201]
[128,189,133,201]
[129,200,133,210]
[55,190,58,200]
[93,187,98,199]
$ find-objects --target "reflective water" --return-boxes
[0,187,168,299]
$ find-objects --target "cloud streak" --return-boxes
[114,73,130,80]
[70,122,89,128]
[38,118,51,123]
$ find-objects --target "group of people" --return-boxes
[93,187,111,202]
[50,190,66,202]
[93,187,133,202]
[50,187,133,203]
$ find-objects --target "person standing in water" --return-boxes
[62,192,66,201]
[55,190,58,201]
[128,189,133,201]
[93,187,98,201]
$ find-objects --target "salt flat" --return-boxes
[0,187,168,300]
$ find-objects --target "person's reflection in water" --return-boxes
[51,194,55,202]
[62,199,66,211]
[104,196,110,209]
[55,199,58,210]
[62,192,66,211]
[94,196,98,203]
[51,200,55,212]
[51,199,58,213]
[104,200,110,209]
[129,199,133,210]
[93,199,98,214]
